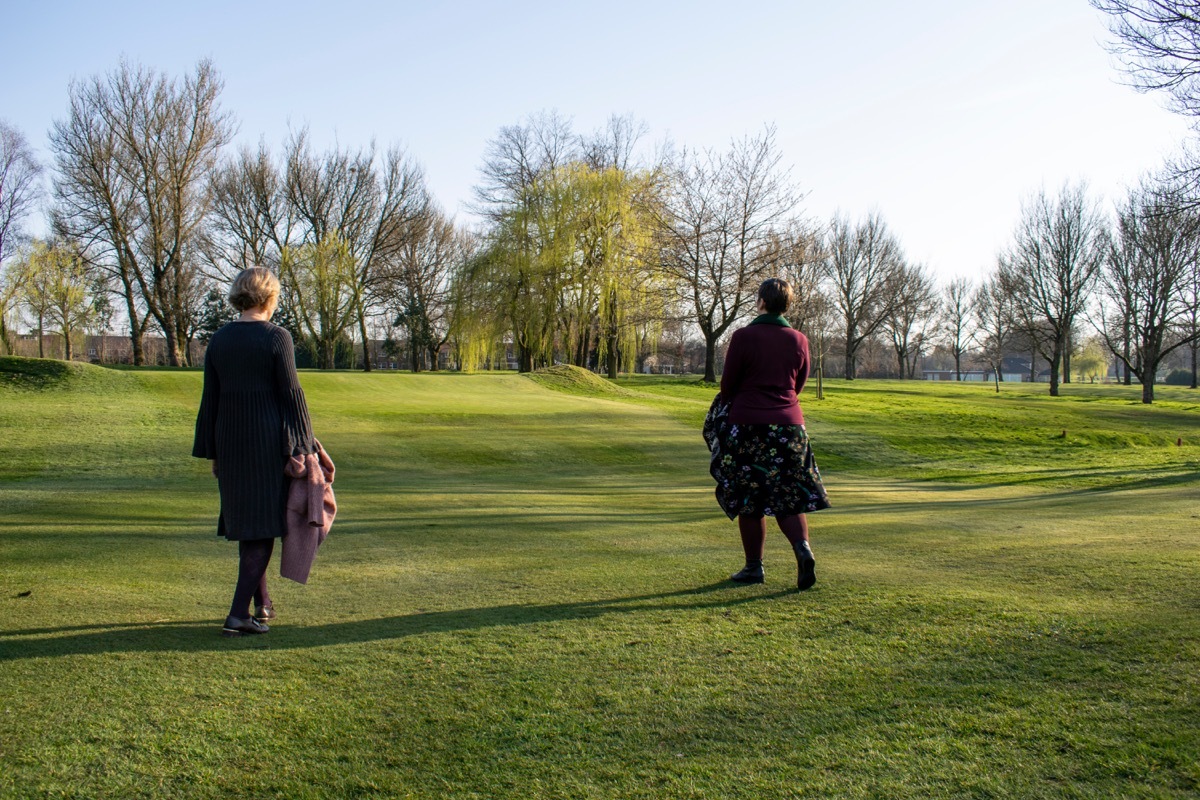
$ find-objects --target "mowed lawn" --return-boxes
[1,358,1198,799]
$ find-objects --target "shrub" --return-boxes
[1165,368,1194,386]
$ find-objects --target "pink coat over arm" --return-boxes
[280,443,336,584]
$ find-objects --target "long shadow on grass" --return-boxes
[0,582,793,661]
[831,468,1200,515]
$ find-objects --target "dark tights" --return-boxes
[228,538,274,619]
[737,514,809,564]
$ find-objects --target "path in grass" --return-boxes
[1,361,1198,798]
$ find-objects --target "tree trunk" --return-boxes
[954,352,961,382]
[844,350,856,381]
[37,313,44,358]
[1048,341,1062,397]
[518,344,533,373]
[1142,375,1155,404]
[164,326,183,367]
[358,314,372,372]
[1123,331,1132,386]
[703,335,717,383]
[63,329,73,361]
[1191,340,1197,389]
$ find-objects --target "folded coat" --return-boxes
[280,442,336,584]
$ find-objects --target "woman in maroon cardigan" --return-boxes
[715,278,829,589]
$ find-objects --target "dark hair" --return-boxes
[758,278,793,315]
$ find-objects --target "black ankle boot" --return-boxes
[730,561,765,584]
[222,615,269,637]
[794,541,816,591]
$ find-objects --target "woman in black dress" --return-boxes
[193,267,317,636]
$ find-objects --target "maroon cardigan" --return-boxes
[720,318,810,426]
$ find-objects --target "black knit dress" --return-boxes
[192,321,317,541]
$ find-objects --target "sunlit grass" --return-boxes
[1,358,1198,798]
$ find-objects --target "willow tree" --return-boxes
[280,235,358,369]
[454,161,662,374]
[18,240,94,360]
[568,164,663,377]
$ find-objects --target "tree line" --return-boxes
[2,5,1200,404]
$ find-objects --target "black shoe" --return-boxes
[794,541,816,591]
[222,615,269,637]
[254,605,275,623]
[730,563,765,584]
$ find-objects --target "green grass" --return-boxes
[1,357,1198,798]
[614,374,1200,488]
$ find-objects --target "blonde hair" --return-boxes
[228,267,281,312]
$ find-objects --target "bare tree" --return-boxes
[205,134,429,370]
[205,142,293,276]
[658,127,798,381]
[473,110,577,223]
[999,183,1107,396]
[580,113,649,171]
[1,122,44,354]
[384,206,473,371]
[823,211,904,379]
[50,59,233,366]
[883,262,939,379]
[1093,2,1200,203]
[1093,2,1200,115]
[0,121,43,269]
[1095,182,1200,402]
[283,133,429,371]
[1182,248,1200,386]
[939,277,974,380]
[972,271,1018,391]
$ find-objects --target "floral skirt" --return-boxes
[711,423,831,520]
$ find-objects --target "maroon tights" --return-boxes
[228,538,274,619]
[737,514,809,563]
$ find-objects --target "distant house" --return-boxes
[10,332,205,366]
[921,369,990,382]
[922,367,1026,382]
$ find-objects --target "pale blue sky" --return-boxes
[1,1,1191,282]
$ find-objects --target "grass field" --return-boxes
[1,356,1198,799]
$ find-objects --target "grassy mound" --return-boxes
[0,355,127,391]
[526,363,637,398]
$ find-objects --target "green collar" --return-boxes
[749,313,791,328]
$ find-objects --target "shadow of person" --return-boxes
[0,581,798,661]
